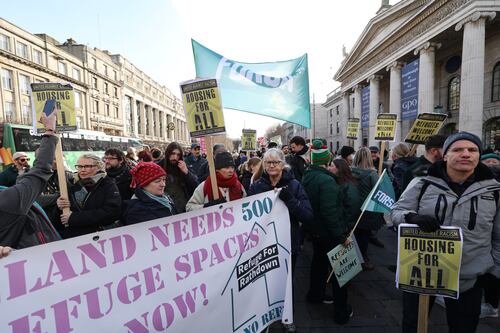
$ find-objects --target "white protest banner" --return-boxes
[0,191,293,333]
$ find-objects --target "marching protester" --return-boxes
[56,154,122,238]
[122,162,176,225]
[302,139,353,325]
[282,144,293,164]
[401,134,446,191]
[184,142,208,180]
[198,143,227,181]
[391,132,500,333]
[158,142,198,213]
[186,151,246,211]
[125,147,139,167]
[481,151,500,181]
[351,147,385,271]
[369,146,391,175]
[240,157,261,192]
[390,143,417,200]
[339,145,355,166]
[289,135,309,181]
[104,148,134,200]
[0,110,61,249]
[0,151,30,187]
[137,149,153,162]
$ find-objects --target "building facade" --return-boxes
[322,88,346,152]
[334,0,500,149]
[0,18,189,147]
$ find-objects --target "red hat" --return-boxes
[130,162,166,188]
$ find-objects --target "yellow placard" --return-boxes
[374,113,397,141]
[181,78,225,137]
[347,118,359,139]
[31,83,76,133]
[404,113,447,144]
[397,225,463,298]
[242,129,257,151]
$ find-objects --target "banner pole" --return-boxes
[410,143,418,156]
[378,141,386,176]
[417,294,430,333]
[205,136,220,200]
[55,135,70,226]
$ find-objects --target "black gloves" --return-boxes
[405,213,440,232]
[204,198,227,208]
[278,186,293,203]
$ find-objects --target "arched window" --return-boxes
[448,76,460,111]
[493,62,500,102]
[484,117,500,150]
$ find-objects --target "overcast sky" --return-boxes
[2,0,389,137]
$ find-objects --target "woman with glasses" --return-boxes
[56,154,122,238]
[249,148,312,271]
[122,162,176,225]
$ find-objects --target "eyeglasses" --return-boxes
[75,165,98,170]
[265,160,282,166]
[17,158,30,162]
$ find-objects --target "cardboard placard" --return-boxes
[347,118,360,139]
[404,113,447,144]
[242,129,257,151]
[374,113,397,141]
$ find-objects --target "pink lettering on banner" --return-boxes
[123,283,209,333]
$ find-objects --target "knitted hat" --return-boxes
[443,131,482,155]
[339,146,355,159]
[481,153,500,161]
[311,139,332,166]
[369,146,379,153]
[130,162,166,188]
[215,152,235,170]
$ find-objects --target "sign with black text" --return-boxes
[404,113,447,144]
[347,118,360,139]
[374,113,397,141]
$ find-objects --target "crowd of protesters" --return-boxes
[0,115,498,333]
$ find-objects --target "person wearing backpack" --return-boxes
[391,132,500,333]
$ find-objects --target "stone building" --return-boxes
[0,17,189,147]
[333,0,500,149]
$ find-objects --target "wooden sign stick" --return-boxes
[417,294,430,333]
[205,136,220,200]
[55,136,70,226]
[378,141,386,176]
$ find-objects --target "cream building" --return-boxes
[0,17,189,148]
[334,0,500,149]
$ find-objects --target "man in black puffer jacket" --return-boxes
[104,148,133,200]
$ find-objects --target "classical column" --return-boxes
[161,110,167,140]
[367,75,382,147]
[147,106,154,138]
[414,42,440,114]
[455,12,496,136]
[131,97,138,137]
[387,62,404,145]
[139,102,146,136]
[154,108,160,139]
[353,85,363,149]
[341,92,350,147]
[167,114,172,140]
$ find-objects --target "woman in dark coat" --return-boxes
[56,154,122,238]
[123,162,176,225]
[240,157,261,192]
[249,148,312,269]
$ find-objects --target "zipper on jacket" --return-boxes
[468,196,478,230]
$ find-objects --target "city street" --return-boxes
[269,227,500,333]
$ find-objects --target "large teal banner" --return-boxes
[192,40,311,128]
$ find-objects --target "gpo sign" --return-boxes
[402,98,418,110]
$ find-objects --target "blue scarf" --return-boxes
[140,188,173,212]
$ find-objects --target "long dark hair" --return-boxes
[333,159,357,185]
[164,142,184,176]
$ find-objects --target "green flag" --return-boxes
[360,169,396,214]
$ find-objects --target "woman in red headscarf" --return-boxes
[122,162,177,225]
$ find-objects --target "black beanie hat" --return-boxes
[340,146,355,159]
[443,131,482,155]
[215,152,235,170]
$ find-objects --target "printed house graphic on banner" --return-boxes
[222,220,291,332]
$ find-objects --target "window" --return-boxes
[0,34,11,51]
[330,123,333,135]
[4,101,14,121]
[22,104,31,124]
[58,61,67,75]
[72,68,81,81]
[104,82,109,94]
[103,65,108,76]
[329,109,332,118]
[105,104,110,116]
[114,87,118,97]
[16,42,28,59]
[92,58,97,70]
[94,100,99,114]
[76,116,82,129]
[1,69,13,90]
[352,97,355,109]
[493,62,500,102]
[336,106,339,116]
[74,91,82,108]
[114,106,119,118]
[33,49,43,65]
[113,70,117,81]
[336,122,340,134]
[92,77,98,89]
[19,74,30,94]
[448,76,460,111]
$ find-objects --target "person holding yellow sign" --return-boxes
[391,132,500,333]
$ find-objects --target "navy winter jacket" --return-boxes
[123,188,176,225]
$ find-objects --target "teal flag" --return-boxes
[360,169,396,214]
[192,40,311,128]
